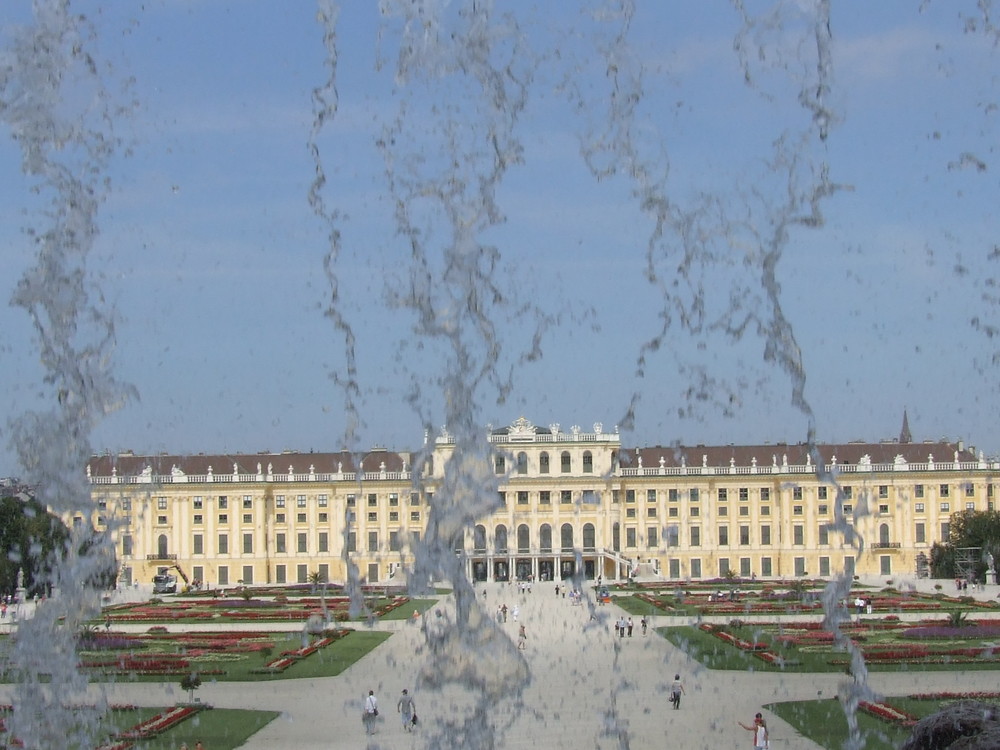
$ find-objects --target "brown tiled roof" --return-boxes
[87,449,407,478]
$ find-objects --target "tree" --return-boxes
[0,494,70,596]
[180,672,202,703]
[932,510,1000,579]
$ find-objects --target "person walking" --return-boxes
[669,674,685,709]
[363,689,379,735]
[739,712,769,749]
[518,623,527,650]
[627,617,633,637]
[640,616,647,635]
[397,688,416,732]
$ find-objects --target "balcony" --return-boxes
[870,542,901,550]
[146,553,178,561]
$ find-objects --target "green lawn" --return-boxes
[767,698,911,749]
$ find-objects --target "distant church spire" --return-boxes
[899,409,912,444]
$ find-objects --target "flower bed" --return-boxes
[116,704,203,740]
[859,700,919,726]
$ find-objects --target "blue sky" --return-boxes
[1,1,999,476]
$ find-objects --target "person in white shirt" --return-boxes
[363,689,379,735]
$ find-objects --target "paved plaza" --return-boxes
[1,575,999,748]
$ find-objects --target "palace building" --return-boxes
[84,416,997,589]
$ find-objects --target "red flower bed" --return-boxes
[859,700,919,726]
[116,705,200,740]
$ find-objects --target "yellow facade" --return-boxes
[85,418,996,588]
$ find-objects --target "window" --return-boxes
[157,497,167,510]
[669,489,679,502]
[276,495,285,508]
[690,506,700,517]
[297,564,308,584]
[914,484,925,498]
[218,514,228,524]
[965,483,975,497]
[690,527,700,547]
[647,506,657,518]
[389,511,399,522]
[319,512,328,523]
[738,506,749,516]
[218,496,228,509]
[519,524,531,552]
[760,488,770,502]
[760,525,771,545]
[843,505,852,514]
[298,495,308,508]
[794,557,806,576]
[818,504,828,515]
[193,514,203,525]
[691,559,702,578]
[218,534,228,555]
[760,505,770,516]
[878,504,889,514]
[517,491,529,505]
[318,532,329,553]
[539,452,549,473]
[915,522,926,544]
[738,488,747,502]
[561,490,572,504]
[561,452,571,473]
[121,534,133,556]
[583,451,593,473]
[243,495,253,509]
[410,511,420,522]
[647,489,656,503]
[843,487,853,499]
[368,512,378,522]
[193,535,203,555]
[540,525,552,553]
[582,489,598,504]
[940,484,950,498]
[793,505,803,515]
[941,522,950,540]
[818,486,828,500]
[668,506,678,517]
[121,498,131,511]
[818,525,829,545]
[347,532,356,553]
[297,513,307,523]
[193,496,203,509]
[665,525,679,547]
[275,565,286,584]
[792,486,802,501]
[516,452,528,474]
[539,491,551,505]
[647,526,658,548]
[625,527,636,547]
[626,490,635,503]
[243,533,253,554]
[690,488,699,502]
[761,557,772,576]
[276,513,285,524]
[793,525,804,545]
[367,494,377,507]
[410,492,421,506]
[718,505,728,517]
[718,488,728,502]
[346,494,355,506]
[495,454,506,474]
[818,556,830,576]
[498,491,506,507]
[915,502,925,513]
[276,533,286,553]
[626,507,636,518]
[719,558,730,577]
[879,485,888,498]
[218,566,228,586]
[298,533,307,553]
[319,494,329,507]
[966,501,976,510]
[940,502,950,512]
[739,526,750,545]
[192,565,203,583]
[612,490,620,504]
[718,526,729,545]
[242,513,252,524]
[390,530,401,552]
[740,557,751,577]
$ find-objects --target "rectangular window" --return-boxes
[411,492,421,506]
[739,488,748,502]
[915,502,925,513]
[718,506,728,517]
[561,490,572,504]
[760,505,770,516]
[193,535,203,555]
[843,486,853,499]
[318,564,328,582]
[647,506,657,517]
[668,506,679,517]
[318,532,329,553]
[561,453,571,472]
[193,514,203,525]
[879,485,888,498]
[498,491,506,507]
[843,505,852,514]
[760,525,771,545]
[793,525,804,545]
[915,484,924,498]
[298,495,308,508]
[121,534,133,556]
[410,511,420,522]
[647,489,656,503]
[368,531,378,552]
[879,504,889,514]
[347,531,356,553]
[367,494,377,507]
[941,522,950,539]
[818,486,828,500]
[275,564,286,584]
[691,558,702,578]
[157,515,167,525]
[965,483,975,497]
[818,525,829,545]
[389,531,400,552]
[665,525,679,547]
[319,512,328,523]
[297,564,308,584]
[690,506,700,517]
[940,484,950,498]
[368,512,378,522]
[346,494,356,506]
[626,507,637,518]
[243,533,253,554]
[539,491,551,505]
[690,488,699,502]
[738,505,749,516]
[157,497,167,510]
[626,489,635,503]
[647,526,658,548]
[517,491,529,505]
[276,513,285,524]
[668,558,680,579]
[740,557,751,577]
[218,496,228,509]
[242,513,252,524]
[389,511,399,522]
[669,489,679,502]
[760,488,770,502]
[794,557,806,576]
[218,534,228,555]
[793,505,803,515]
[966,501,976,511]
[719,558,730,577]
[626,527,637,547]
[276,533,286,553]
[297,513,307,523]
[218,513,228,524]
[940,502,950,512]
[718,526,729,545]
[689,526,701,547]
[192,565,203,583]
[612,490,620,504]
[242,565,253,584]
[243,496,253,509]
[297,533,307,553]
[915,522,926,543]
[792,486,802,501]
[880,555,892,575]
[739,526,750,545]
[319,494,329,507]
[718,488,728,502]
[818,504,828,515]
[819,556,830,576]
[193,496,203,509]
[760,557,772,577]
[276,495,285,508]
[121,498,132,511]
[217,566,228,585]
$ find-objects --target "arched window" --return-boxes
[612,522,621,552]
[582,450,593,473]
[582,523,596,550]
[474,524,487,553]
[879,523,890,546]
[561,451,571,473]
[561,523,574,552]
[157,534,168,559]
[539,524,552,553]
[539,452,550,473]
[495,524,508,553]
[516,452,528,474]
[517,524,530,553]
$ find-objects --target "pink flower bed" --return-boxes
[117,705,200,740]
